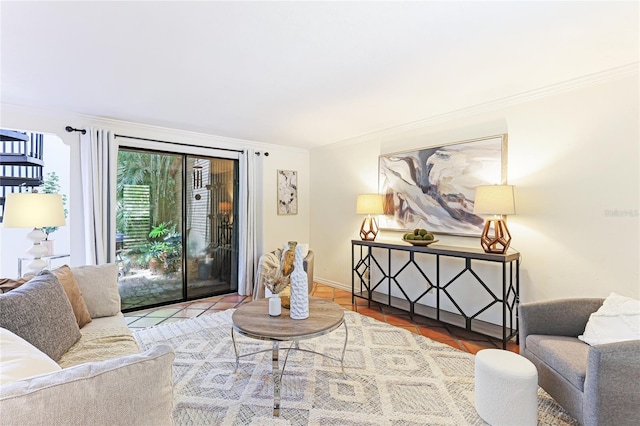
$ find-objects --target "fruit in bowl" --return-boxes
[402,229,438,245]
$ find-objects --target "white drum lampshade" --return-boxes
[3,193,66,273]
[356,194,384,241]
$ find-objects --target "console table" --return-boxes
[351,240,520,349]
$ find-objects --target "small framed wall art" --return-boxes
[378,134,507,236]
[277,170,298,215]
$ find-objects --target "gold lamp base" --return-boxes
[360,216,379,241]
[480,218,511,254]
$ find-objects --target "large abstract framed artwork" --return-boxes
[379,134,507,236]
[277,170,298,215]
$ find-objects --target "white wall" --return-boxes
[0,105,309,275]
[310,74,640,310]
[259,150,310,252]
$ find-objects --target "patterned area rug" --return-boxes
[133,310,578,425]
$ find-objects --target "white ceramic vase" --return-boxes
[269,293,281,317]
[289,245,309,320]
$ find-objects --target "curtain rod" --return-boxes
[65,126,86,135]
[114,133,269,156]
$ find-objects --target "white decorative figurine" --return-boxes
[289,244,309,320]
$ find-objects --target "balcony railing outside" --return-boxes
[0,129,45,222]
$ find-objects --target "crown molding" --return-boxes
[0,102,306,154]
[327,62,639,148]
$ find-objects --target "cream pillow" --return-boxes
[71,264,120,318]
[579,292,640,346]
[0,328,62,385]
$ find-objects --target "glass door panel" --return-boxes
[116,149,184,310]
[185,156,238,298]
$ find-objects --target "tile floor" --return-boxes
[125,283,519,354]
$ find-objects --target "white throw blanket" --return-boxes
[57,328,139,369]
[252,248,283,299]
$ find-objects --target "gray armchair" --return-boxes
[519,299,640,426]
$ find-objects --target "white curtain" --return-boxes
[78,128,117,265]
[237,149,258,296]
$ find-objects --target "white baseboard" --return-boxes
[313,277,351,292]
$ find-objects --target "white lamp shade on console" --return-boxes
[356,194,384,241]
[3,193,66,274]
[473,185,516,254]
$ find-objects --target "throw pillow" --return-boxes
[0,277,28,294]
[50,265,92,328]
[578,292,640,346]
[0,271,81,361]
[0,327,62,385]
[71,264,120,318]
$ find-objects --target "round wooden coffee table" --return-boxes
[231,297,348,417]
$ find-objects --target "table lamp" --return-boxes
[2,193,66,273]
[356,194,384,241]
[473,185,515,254]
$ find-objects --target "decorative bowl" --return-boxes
[402,239,439,246]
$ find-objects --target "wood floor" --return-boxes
[125,283,519,354]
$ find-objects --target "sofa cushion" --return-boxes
[81,312,129,331]
[71,263,120,318]
[0,345,175,426]
[50,265,93,328]
[526,334,589,391]
[579,292,640,346]
[0,328,62,385]
[57,327,140,369]
[0,271,81,361]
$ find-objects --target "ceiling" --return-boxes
[1,1,638,149]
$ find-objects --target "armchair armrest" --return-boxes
[519,298,603,352]
[583,340,640,426]
[303,250,314,293]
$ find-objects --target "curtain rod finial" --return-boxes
[65,126,86,135]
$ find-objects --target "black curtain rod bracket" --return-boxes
[65,126,86,135]
[255,151,270,156]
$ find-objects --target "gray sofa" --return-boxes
[519,298,640,426]
[0,264,175,426]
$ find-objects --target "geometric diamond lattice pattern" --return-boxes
[134,310,579,425]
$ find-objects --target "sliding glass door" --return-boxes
[116,148,238,311]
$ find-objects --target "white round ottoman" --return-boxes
[475,349,538,426]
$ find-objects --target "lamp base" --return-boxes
[25,227,48,274]
[480,219,511,254]
[360,216,379,241]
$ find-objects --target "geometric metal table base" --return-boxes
[231,322,348,417]
[231,298,348,417]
